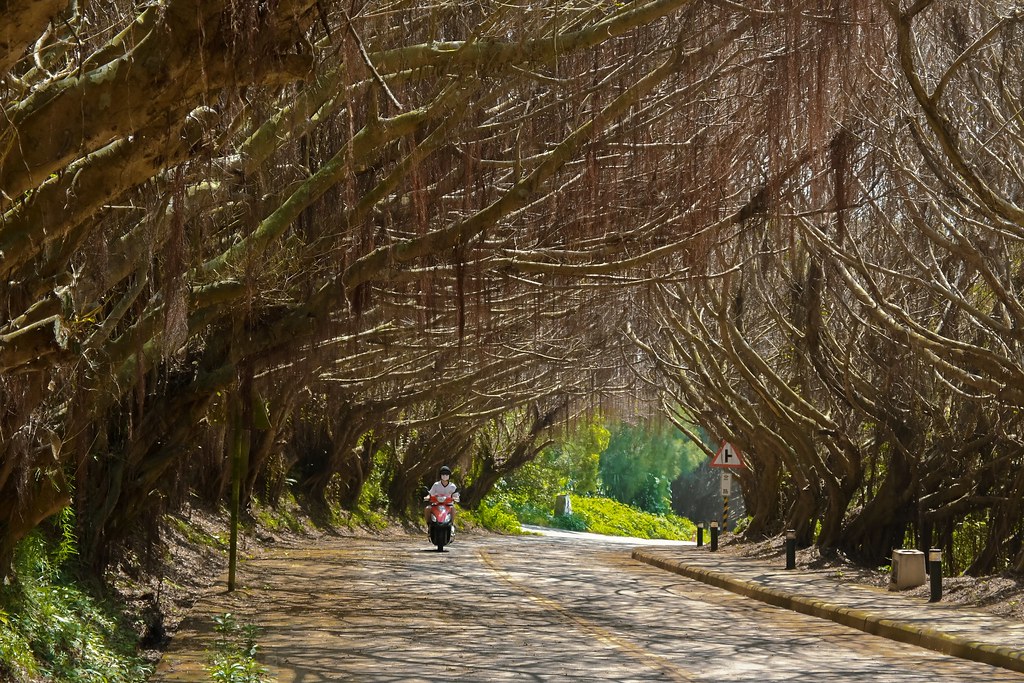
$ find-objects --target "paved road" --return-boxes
[152,532,1024,682]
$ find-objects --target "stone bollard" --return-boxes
[928,548,942,602]
[785,529,797,570]
[710,520,719,552]
[554,494,571,516]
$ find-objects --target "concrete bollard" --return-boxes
[785,529,797,570]
[928,548,942,602]
[696,522,704,547]
[554,494,571,516]
[710,520,719,551]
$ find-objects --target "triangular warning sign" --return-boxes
[710,440,746,469]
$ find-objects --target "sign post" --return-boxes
[709,441,747,533]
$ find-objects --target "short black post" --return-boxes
[696,522,704,547]
[928,548,942,602]
[785,529,797,570]
[710,520,719,552]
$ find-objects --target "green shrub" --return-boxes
[549,512,588,532]
[0,526,152,683]
[356,444,391,512]
[253,489,307,535]
[461,499,523,534]
[513,501,555,526]
[569,497,694,540]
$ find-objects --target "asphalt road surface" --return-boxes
[152,531,1024,682]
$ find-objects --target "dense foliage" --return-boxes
[0,527,151,683]
[600,422,704,514]
[487,419,609,505]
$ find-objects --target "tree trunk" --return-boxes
[840,446,916,565]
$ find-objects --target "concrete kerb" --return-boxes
[632,548,1024,675]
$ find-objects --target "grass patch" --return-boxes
[166,514,229,550]
[331,505,391,532]
[252,491,308,535]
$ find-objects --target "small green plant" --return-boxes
[206,613,269,683]
[253,489,306,535]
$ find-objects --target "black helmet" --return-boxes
[440,465,451,476]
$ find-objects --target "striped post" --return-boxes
[720,471,731,533]
[723,494,729,533]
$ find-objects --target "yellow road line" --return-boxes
[478,550,696,683]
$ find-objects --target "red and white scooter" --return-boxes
[425,489,458,552]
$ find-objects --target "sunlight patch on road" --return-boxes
[520,525,694,546]
[478,549,696,683]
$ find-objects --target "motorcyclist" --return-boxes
[424,465,460,534]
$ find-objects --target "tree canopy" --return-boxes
[2,0,1024,576]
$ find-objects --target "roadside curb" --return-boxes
[632,549,1024,675]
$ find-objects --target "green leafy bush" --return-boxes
[549,512,589,532]
[570,497,695,540]
[460,499,523,534]
[253,489,307,535]
[481,490,695,541]
[354,443,391,513]
[0,525,152,683]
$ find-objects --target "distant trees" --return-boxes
[600,421,703,514]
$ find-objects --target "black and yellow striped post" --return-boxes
[721,472,731,533]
